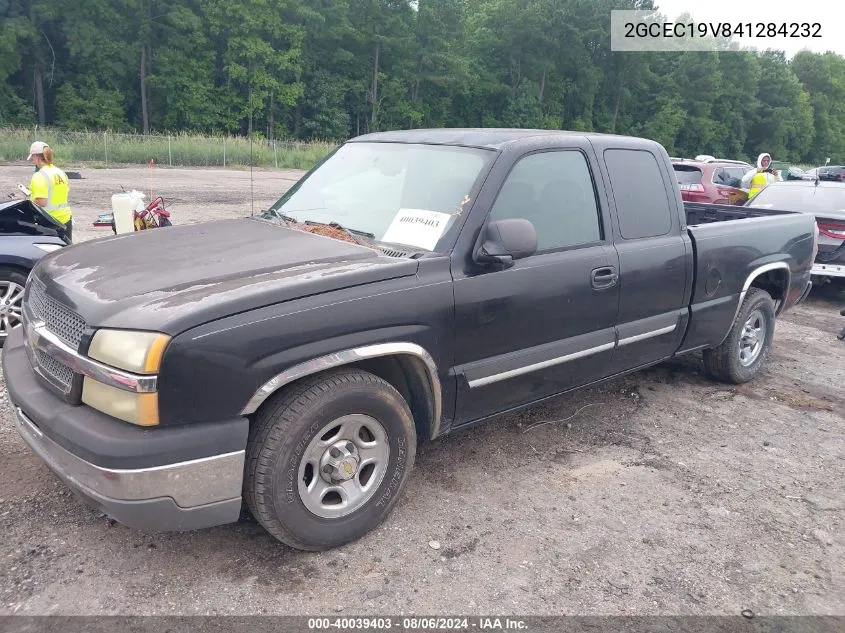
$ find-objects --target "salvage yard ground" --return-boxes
[0,165,844,615]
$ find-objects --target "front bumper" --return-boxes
[3,327,248,533]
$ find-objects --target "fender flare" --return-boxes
[719,261,791,345]
[239,342,443,439]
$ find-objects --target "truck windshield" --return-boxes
[265,142,494,251]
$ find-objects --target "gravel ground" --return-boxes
[3,164,301,242]
[0,165,844,616]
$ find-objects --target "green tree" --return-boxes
[145,1,222,132]
[59,0,134,130]
[409,0,472,128]
[792,51,845,163]
[3,0,845,163]
[0,1,33,124]
[204,0,306,135]
[749,51,814,162]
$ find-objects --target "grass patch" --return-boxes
[0,127,336,170]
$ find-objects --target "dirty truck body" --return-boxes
[3,129,816,550]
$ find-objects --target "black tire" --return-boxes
[703,287,776,384]
[244,368,417,551]
[0,267,28,349]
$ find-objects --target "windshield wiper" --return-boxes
[256,208,295,226]
[328,222,375,239]
[261,209,376,241]
[301,219,375,240]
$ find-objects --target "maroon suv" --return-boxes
[672,160,749,205]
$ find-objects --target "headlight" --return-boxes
[88,329,171,374]
[83,329,170,426]
[33,243,64,253]
[82,379,159,426]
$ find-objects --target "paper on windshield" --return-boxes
[382,209,453,250]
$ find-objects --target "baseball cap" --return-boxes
[27,141,48,160]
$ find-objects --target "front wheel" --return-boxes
[0,268,27,348]
[703,287,776,384]
[244,368,417,551]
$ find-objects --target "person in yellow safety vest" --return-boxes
[27,141,73,242]
[747,152,779,201]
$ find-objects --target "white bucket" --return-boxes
[111,191,145,234]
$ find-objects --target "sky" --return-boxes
[650,0,845,58]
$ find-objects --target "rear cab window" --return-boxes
[605,149,675,239]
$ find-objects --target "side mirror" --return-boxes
[474,218,538,268]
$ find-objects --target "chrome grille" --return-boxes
[34,348,74,392]
[27,278,86,350]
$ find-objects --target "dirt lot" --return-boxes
[0,165,844,616]
[2,164,302,240]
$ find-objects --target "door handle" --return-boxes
[591,266,618,289]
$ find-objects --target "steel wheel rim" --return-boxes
[0,281,25,339]
[297,414,390,519]
[739,309,766,367]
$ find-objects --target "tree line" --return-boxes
[2,0,844,164]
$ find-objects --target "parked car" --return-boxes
[0,199,70,347]
[4,129,816,551]
[817,165,845,182]
[770,161,814,182]
[672,159,749,205]
[745,180,845,285]
[783,166,814,181]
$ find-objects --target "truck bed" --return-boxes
[684,201,796,226]
[678,201,817,354]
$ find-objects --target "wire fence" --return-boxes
[0,127,337,170]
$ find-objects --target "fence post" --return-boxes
[274,141,278,169]
[104,131,108,166]
[168,135,172,167]
[223,138,226,167]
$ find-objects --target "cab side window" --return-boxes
[488,151,603,252]
[603,148,673,240]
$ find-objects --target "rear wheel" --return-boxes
[703,287,776,384]
[244,368,417,551]
[0,268,27,348]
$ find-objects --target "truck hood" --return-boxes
[33,218,418,334]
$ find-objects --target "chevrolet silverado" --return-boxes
[3,129,816,551]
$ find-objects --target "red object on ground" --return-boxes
[133,196,171,230]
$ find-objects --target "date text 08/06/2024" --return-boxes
[623,21,822,39]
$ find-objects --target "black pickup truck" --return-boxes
[3,129,816,551]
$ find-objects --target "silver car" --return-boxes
[746,181,845,284]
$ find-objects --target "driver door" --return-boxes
[450,147,620,425]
